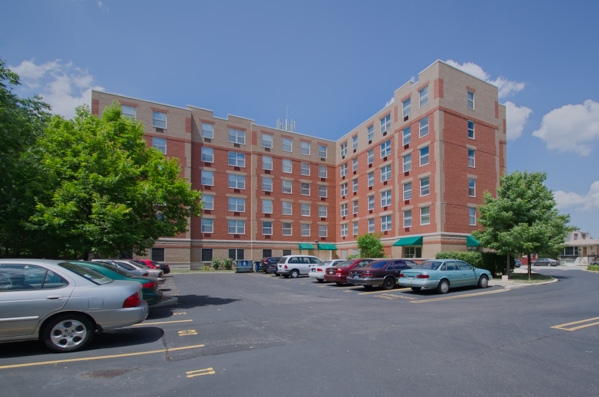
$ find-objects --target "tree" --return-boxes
[23,103,202,259]
[356,233,385,258]
[473,171,572,278]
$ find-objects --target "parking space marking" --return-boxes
[0,344,206,370]
[178,330,198,336]
[134,319,193,326]
[410,288,508,303]
[551,317,599,331]
[186,367,215,378]
[357,288,408,295]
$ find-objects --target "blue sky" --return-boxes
[2,0,598,238]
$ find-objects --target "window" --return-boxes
[404,246,421,258]
[318,225,328,238]
[262,221,273,235]
[353,221,359,236]
[381,190,391,207]
[262,156,273,171]
[201,170,214,186]
[467,91,475,110]
[282,201,292,215]
[468,120,475,139]
[380,114,391,134]
[229,249,244,260]
[381,215,392,231]
[301,141,310,155]
[469,207,477,226]
[402,98,411,118]
[368,195,375,211]
[352,178,358,193]
[403,210,412,228]
[121,105,136,120]
[318,165,327,179]
[301,183,310,196]
[318,205,327,217]
[341,224,348,237]
[367,149,374,165]
[228,152,245,167]
[353,200,359,214]
[368,171,374,187]
[151,247,164,262]
[262,199,273,214]
[419,146,430,166]
[282,137,292,152]
[380,140,391,158]
[228,219,245,234]
[352,157,358,173]
[402,127,411,146]
[228,174,245,189]
[318,145,327,158]
[153,111,167,128]
[301,223,310,236]
[301,203,310,216]
[380,164,391,183]
[420,206,430,225]
[282,159,292,173]
[419,86,429,108]
[201,218,214,233]
[367,125,374,142]
[301,162,310,176]
[368,218,375,233]
[340,182,348,197]
[420,176,430,196]
[201,123,214,139]
[468,149,475,168]
[262,133,273,148]
[262,177,273,192]
[228,128,245,145]
[352,135,358,151]
[228,197,245,212]
[282,222,292,236]
[152,137,166,154]
[202,248,213,262]
[282,180,292,194]
[468,178,476,197]
[201,147,214,163]
[202,195,214,210]
[340,142,348,157]
[403,182,412,200]
[318,185,327,198]
[340,203,348,217]
[403,153,412,173]
[419,117,429,138]
[340,163,347,177]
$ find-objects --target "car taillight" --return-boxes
[400,273,406,278]
[336,268,343,274]
[123,291,142,307]
[316,268,323,272]
[142,281,156,289]
[417,274,430,279]
[284,265,288,269]
[142,272,149,276]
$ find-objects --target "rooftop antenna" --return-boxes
[276,106,296,132]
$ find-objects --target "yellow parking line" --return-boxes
[186,367,216,378]
[551,317,599,331]
[0,344,206,370]
[410,288,508,303]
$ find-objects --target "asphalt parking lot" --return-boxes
[2,268,599,397]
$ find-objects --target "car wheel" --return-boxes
[437,279,450,294]
[411,287,422,292]
[42,314,95,353]
[382,277,395,290]
[290,269,299,278]
[478,275,489,288]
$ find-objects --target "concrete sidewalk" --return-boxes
[489,263,589,289]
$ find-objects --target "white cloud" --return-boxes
[555,181,599,211]
[9,59,104,119]
[532,100,599,156]
[97,1,109,14]
[505,101,532,140]
[444,60,525,98]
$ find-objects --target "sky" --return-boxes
[2,0,598,238]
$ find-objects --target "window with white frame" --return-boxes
[341,223,348,237]
[301,183,310,196]
[380,114,391,134]
[282,201,292,215]
[301,141,310,155]
[202,195,214,210]
[380,164,391,183]
[469,207,477,226]
[353,200,359,214]
[381,190,392,207]
[301,203,310,216]
[402,98,411,118]
[301,162,310,176]
[468,178,476,197]
[228,174,245,189]
[380,140,391,158]
[262,177,273,192]
[202,170,214,186]
[368,218,375,233]
[467,91,475,110]
[318,205,327,218]
[318,185,327,198]
[420,176,430,196]
[368,195,375,211]
[420,206,430,225]
[262,134,273,149]
[262,199,273,214]
[228,128,245,145]
[352,178,358,193]
[468,149,475,168]
[420,146,430,166]
[282,137,292,152]
[201,123,214,139]
[468,120,475,139]
[367,149,374,165]
[201,218,213,233]
[121,105,136,120]
[282,159,292,173]
[340,203,348,217]
[318,165,327,179]
[152,137,166,154]
[228,152,245,167]
[403,153,412,173]
[340,142,348,157]
[368,171,374,187]
[367,125,374,142]
[419,86,429,108]
[340,182,348,197]
[352,157,358,173]
[262,156,273,171]
[201,147,214,163]
[352,135,358,151]
[301,223,310,236]
[381,215,392,231]
[318,145,327,158]
[318,225,328,238]
[153,111,167,129]
[340,163,347,177]
[403,182,412,200]
[353,221,359,236]
[262,221,273,235]
[403,209,412,228]
[402,126,411,146]
[282,180,292,194]
[228,219,245,234]
[419,117,429,138]
[228,197,245,212]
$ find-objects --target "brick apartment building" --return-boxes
[91,60,506,269]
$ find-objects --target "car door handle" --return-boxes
[46,296,62,300]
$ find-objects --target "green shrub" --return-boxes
[211,257,222,270]
[436,251,482,266]
[223,258,234,270]
[588,264,599,271]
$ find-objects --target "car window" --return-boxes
[59,262,113,285]
[309,257,322,264]
[0,264,68,290]
[417,261,443,270]
[371,261,388,269]
[289,257,299,264]
[446,262,459,271]
[457,262,472,271]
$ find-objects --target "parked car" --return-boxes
[533,258,559,266]
[347,259,417,290]
[308,259,346,282]
[131,259,171,274]
[276,255,323,278]
[259,257,281,273]
[514,259,522,268]
[0,259,148,352]
[92,259,164,281]
[399,259,492,294]
[324,258,375,285]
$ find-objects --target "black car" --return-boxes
[260,257,281,273]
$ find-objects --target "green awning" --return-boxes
[393,236,423,246]
[466,235,481,247]
[299,243,315,250]
[318,243,337,250]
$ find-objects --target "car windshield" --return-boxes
[416,261,443,270]
[59,262,113,285]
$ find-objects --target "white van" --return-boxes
[276,255,323,278]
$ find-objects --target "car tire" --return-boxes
[42,314,95,353]
[382,277,395,290]
[437,279,450,294]
[478,275,489,288]
[290,269,299,278]
[411,287,422,292]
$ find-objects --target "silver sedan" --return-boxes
[0,259,148,352]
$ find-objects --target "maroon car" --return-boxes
[324,259,375,285]
[347,259,417,290]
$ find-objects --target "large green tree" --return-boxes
[473,171,572,278]
[23,103,202,259]
[357,233,385,258]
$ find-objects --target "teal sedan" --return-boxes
[398,259,492,294]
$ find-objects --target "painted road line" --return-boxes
[186,367,216,378]
[0,344,206,370]
[551,317,599,331]
[178,330,198,336]
[357,287,409,295]
[410,288,509,303]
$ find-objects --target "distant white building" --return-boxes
[561,231,598,264]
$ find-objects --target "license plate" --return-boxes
[354,274,359,279]
[408,276,414,280]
